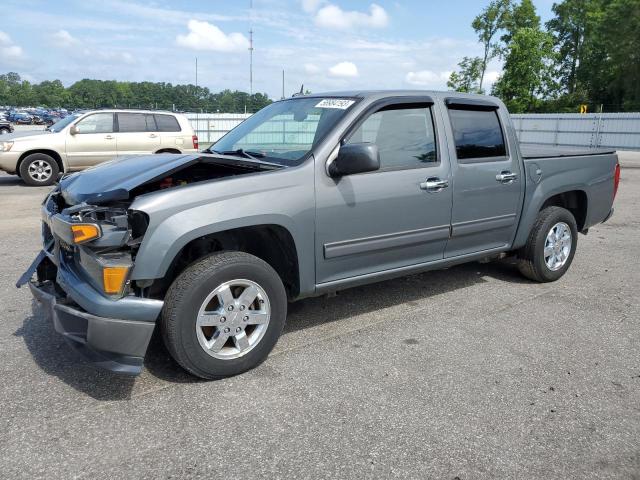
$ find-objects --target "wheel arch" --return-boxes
[155,148,182,154]
[540,189,588,231]
[144,223,302,301]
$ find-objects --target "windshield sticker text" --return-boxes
[315,99,355,110]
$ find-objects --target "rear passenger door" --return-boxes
[115,113,161,158]
[443,98,523,257]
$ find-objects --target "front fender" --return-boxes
[128,162,316,295]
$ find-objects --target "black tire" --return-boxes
[19,153,60,186]
[518,206,578,282]
[0,128,10,135]
[160,251,287,379]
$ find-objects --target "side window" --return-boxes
[448,108,506,161]
[117,113,156,133]
[74,113,114,134]
[346,105,437,169]
[154,114,181,132]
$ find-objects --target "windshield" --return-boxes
[209,97,357,166]
[49,114,79,133]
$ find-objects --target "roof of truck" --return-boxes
[296,90,499,101]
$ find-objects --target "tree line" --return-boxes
[0,72,271,113]
[448,0,640,113]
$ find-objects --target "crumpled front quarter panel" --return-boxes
[129,161,316,295]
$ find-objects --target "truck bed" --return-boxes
[520,144,616,159]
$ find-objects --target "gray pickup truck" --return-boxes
[19,91,620,379]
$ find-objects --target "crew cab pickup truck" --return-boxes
[18,91,620,379]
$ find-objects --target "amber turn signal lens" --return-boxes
[71,224,101,244]
[102,266,129,295]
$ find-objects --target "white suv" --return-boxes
[0,110,198,186]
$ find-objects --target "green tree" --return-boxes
[500,0,541,47]
[546,0,592,95]
[492,27,556,112]
[472,0,511,91]
[447,57,485,93]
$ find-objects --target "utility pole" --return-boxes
[281,69,285,100]
[195,57,199,120]
[249,0,254,96]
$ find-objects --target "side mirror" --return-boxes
[328,143,380,177]
[69,125,79,135]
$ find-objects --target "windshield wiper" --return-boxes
[210,148,266,159]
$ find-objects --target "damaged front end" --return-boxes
[19,153,283,374]
[17,187,161,374]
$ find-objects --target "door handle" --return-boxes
[419,177,449,192]
[149,133,158,138]
[104,135,114,140]
[496,171,518,183]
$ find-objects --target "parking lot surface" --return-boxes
[0,162,639,479]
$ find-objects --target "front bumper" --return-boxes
[0,151,21,174]
[21,249,163,375]
[29,279,155,375]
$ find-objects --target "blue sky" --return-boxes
[0,0,555,99]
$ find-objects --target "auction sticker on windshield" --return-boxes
[315,99,355,109]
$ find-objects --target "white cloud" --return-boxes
[484,70,501,85]
[176,20,249,52]
[315,4,389,30]
[301,0,324,13]
[329,61,358,78]
[304,63,321,74]
[405,70,450,87]
[0,31,24,61]
[51,30,79,48]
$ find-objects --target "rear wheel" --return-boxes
[0,128,10,135]
[518,206,578,282]
[160,251,287,379]
[19,153,59,186]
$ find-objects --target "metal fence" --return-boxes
[512,113,640,151]
[187,112,640,151]
[185,113,251,144]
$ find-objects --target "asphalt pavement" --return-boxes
[0,160,638,479]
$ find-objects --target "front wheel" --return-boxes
[19,153,60,186]
[160,251,287,379]
[518,206,578,282]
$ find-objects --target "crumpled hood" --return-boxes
[60,153,198,205]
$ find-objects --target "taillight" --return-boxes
[613,163,621,201]
[192,135,199,150]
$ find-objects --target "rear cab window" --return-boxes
[345,102,438,170]
[446,99,507,162]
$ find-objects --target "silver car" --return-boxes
[0,109,198,186]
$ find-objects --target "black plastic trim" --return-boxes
[445,97,500,111]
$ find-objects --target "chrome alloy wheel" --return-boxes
[195,279,271,360]
[28,159,53,182]
[544,222,572,271]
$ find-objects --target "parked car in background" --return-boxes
[0,120,14,135]
[0,109,198,185]
[19,91,620,378]
[12,112,33,124]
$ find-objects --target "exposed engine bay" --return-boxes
[130,158,276,197]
